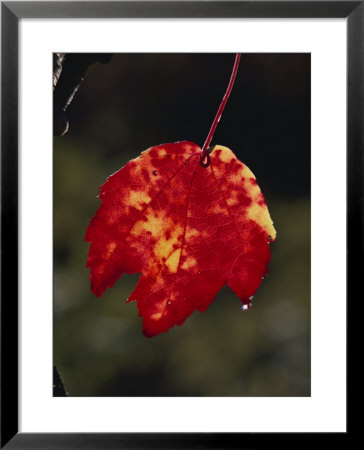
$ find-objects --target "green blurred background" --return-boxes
[54,53,310,396]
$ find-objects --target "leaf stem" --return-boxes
[201,53,241,160]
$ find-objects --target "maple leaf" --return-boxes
[85,141,276,337]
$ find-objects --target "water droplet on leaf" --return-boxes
[241,302,252,311]
[167,299,172,305]
[152,170,158,176]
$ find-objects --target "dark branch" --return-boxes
[53,364,69,396]
[53,53,113,137]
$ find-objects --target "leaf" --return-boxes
[85,141,276,337]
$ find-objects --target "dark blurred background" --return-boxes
[53,53,310,396]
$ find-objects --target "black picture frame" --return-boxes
[1,1,359,448]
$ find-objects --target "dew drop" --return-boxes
[198,270,201,275]
[249,295,254,301]
[241,302,252,311]
[167,299,172,306]
[267,235,272,243]
[152,170,158,176]
[185,160,190,165]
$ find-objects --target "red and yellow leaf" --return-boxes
[85,141,276,337]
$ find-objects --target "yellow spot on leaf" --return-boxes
[181,255,197,270]
[209,203,228,215]
[247,201,276,239]
[127,190,152,211]
[156,147,167,156]
[214,145,234,163]
[226,192,240,207]
[165,248,181,273]
[153,223,183,262]
[143,211,164,237]
[104,242,117,258]
[150,311,163,321]
[240,165,255,179]
[131,210,166,239]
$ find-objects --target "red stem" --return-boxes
[201,53,241,158]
